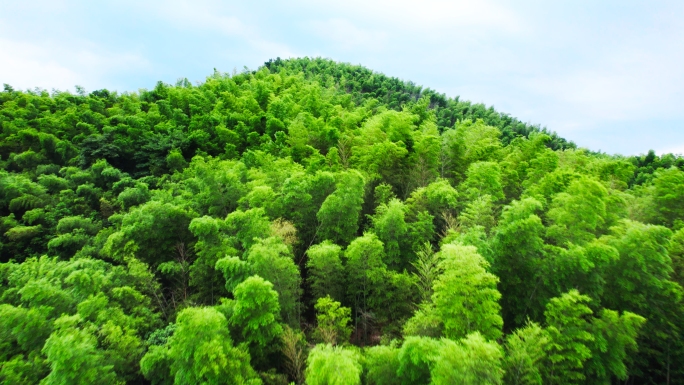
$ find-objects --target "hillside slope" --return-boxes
[266,57,576,150]
[0,58,683,384]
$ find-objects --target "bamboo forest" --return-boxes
[2,57,684,384]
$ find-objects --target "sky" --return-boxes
[1,1,683,156]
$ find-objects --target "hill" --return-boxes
[0,58,683,384]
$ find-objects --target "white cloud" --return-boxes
[307,18,387,51]
[142,0,298,59]
[0,37,150,92]
[298,0,523,34]
[657,143,684,156]
[150,0,248,37]
[0,39,80,91]
[524,42,684,125]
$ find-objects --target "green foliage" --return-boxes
[601,220,684,381]
[432,244,503,340]
[151,306,260,385]
[350,110,413,193]
[490,198,546,327]
[371,198,409,269]
[0,256,161,383]
[215,256,249,293]
[584,309,645,384]
[224,208,271,254]
[317,171,365,245]
[140,345,173,385]
[281,326,307,385]
[41,315,118,385]
[313,295,352,345]
[344,233,386,341]
[546,177,607,245]
[363,345,401,385]
[265,58,575,150]
[246,237,302,326]
[396,336,441,385]
[402,303,443,338]
[0,58,681,383]
[460,161,504,203]
[652,167,684,227]
[306,241,345,302]
[4,224,42,241]
[431,332,504,385]
[668,227,684,286]
[103,201,197,266]
[229,275,283,362]
[410,242,441,304]
[503,322,549,385]
[305,344,362,385]
[458,194,496,234]
[543,290,594,385]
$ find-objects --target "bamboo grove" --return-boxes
[1,58,684,384]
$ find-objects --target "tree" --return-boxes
[403,303,443,338]
[223,208,271,254]
[4,55,684,384]
[364,345,401,385]
[371,269,418,332]
[668,227,684,287]
[445,119,502,182]
[41,315,118,385]
[583,309,645,384]
[0,353,49,385]
[317,170,365,245]
[189,215,234,303]
[652,167,684,227]
[408,118,440,190]
[432,244,503,340]
[490,198,546,328]
[344,233,387,342]
[246,237,302,326]
[102,201,197,267]
[229,276,283,362]
[546,177,608,245]
[458,194,496,234]
[503,322,549,385]
[276,170,330,249]
[410,242,441,304]
[350,110,413,194]
[404,178,457,239]
[306,241,345,302]
[313,296,352,345]
[601,220,684,383]
[281,326,307,385]
[0,255,160,384]
[371,199,409,269]
[305,344,362,385]
[438,127,465,181]
[542,290,594,385]
[396,336,441,385]
[215,256,250,293]
[460,161,504,203]
[140,344,173,385]
[166,148,187,172]
[162,307,259,385]
[174,157,248,217]
[431,332,504,385]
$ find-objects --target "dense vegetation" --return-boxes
[1,57,684,384]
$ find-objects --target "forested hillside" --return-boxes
[1,57,683,384]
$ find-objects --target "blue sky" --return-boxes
[1,1,683,156]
